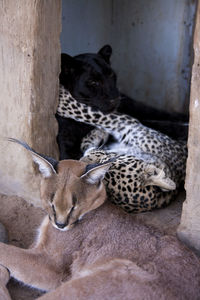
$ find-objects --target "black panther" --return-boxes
[56,45,188,160]
[56,45,120,159]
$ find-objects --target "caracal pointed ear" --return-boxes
[143,165,176,192]
[81,162,112,184]
[7,138,58,178]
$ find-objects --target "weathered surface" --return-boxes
[0,0,61,205]
[177,2,200,253]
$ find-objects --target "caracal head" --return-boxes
[41,160,111,231]
[8,138,111,231]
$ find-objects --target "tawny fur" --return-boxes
[0,140,199,300]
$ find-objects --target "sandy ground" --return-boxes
[0,192,184,300]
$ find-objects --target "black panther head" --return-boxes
[59,45,120,113]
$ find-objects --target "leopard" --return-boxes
[56,45,188,161]
[56,85,187,213]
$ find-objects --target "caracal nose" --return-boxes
[55,222,66,229]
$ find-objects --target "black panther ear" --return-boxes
[60,53,82,87]
[98,45,112,64]
[61,53,78,73]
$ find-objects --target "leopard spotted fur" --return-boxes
[57,85,187,213]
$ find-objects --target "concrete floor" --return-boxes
[0,192,184,299]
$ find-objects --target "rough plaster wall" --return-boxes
[110,0,196,114]
[177,2,200,253]
[61,0,196,114]
[0,0,61,206]
[61,0,112,55]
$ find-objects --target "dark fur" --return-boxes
[56,45,120,159]
[118,93,188,140]
[56,45,188,160]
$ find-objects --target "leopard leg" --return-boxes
[81,128,109,154]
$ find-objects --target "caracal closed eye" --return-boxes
[7,138,112,231]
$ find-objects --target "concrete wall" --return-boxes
[177,2,200,254]
[0,0,61,206]
[61,0,112,55]
[61,0,196,114]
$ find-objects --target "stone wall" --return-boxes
[0,0,61,206]
[177,2,200,254]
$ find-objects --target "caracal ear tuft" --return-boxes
[7,138,58,178]
[81,162,112,185]
[143,165,176,191]
[31,155,57,178]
